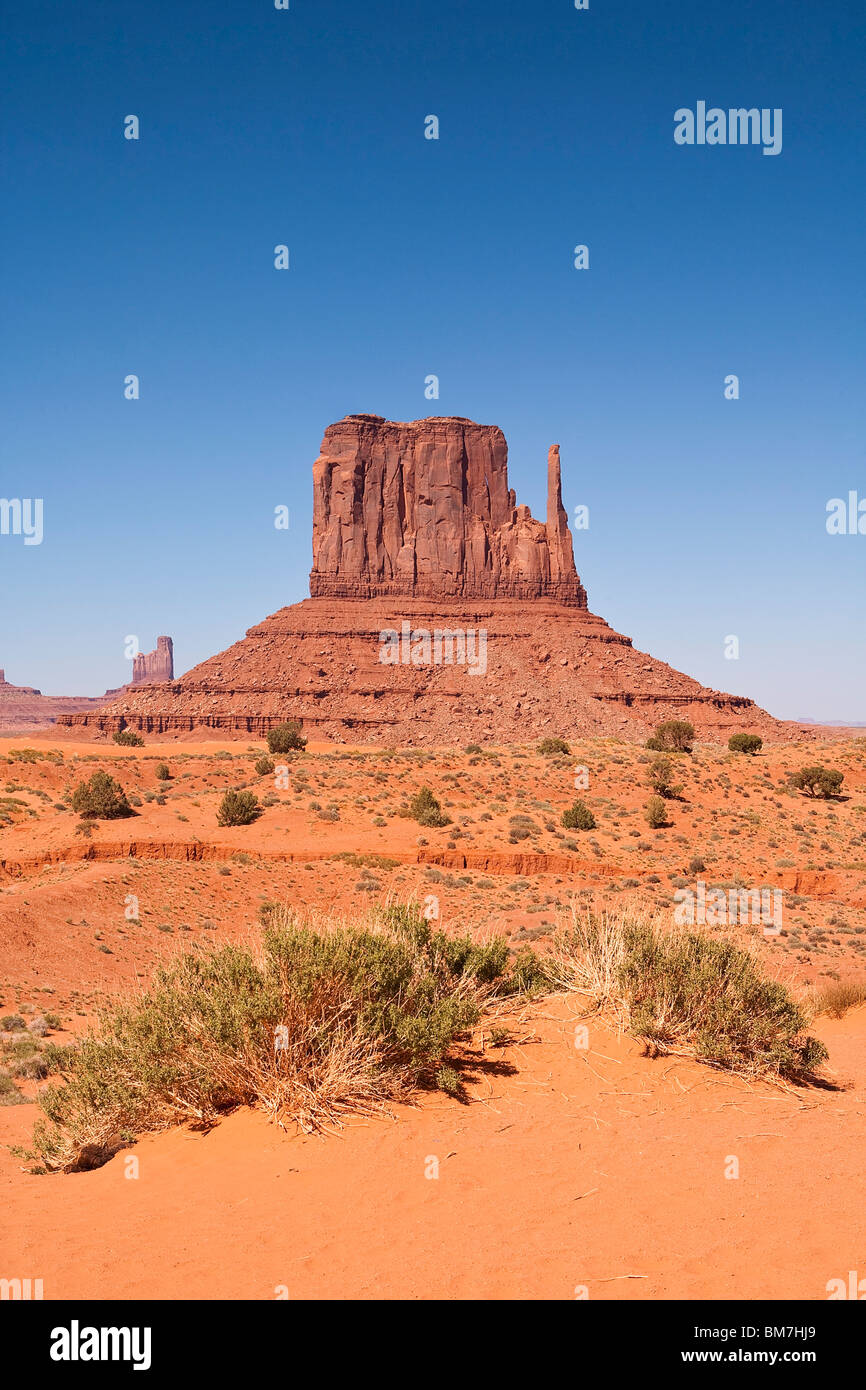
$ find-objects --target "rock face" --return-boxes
[0,638,173,731]
[132,637,174,685]
[0,669,116,731]
[58,415,790,744]
[310,416,586,604]
[0,669,38,695]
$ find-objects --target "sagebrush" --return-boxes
[30,903,542,1171]
[549,904,827,1083]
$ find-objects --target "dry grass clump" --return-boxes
[30,903,538,1172]
[811,979,866,1018]
[548,902,827,1083]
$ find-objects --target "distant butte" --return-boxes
[0,669,116,732]
[59,415,788,744]
[132,637,174,685]
[0,636,175,732]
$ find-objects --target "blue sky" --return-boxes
[1,0,864,720]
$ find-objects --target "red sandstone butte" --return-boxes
[58,415,788,744]
[310,416,585,604]
[132,637,174,685]
[0,637,174,732]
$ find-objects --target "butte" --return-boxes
[60,415,780,744]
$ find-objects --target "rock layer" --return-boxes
[310,416,586,604]
[0,637,173,731]
[59,594,780,743]
[0,670,117,731]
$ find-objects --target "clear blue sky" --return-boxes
[1,0,864,720]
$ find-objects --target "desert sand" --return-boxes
[1,733,864,1299]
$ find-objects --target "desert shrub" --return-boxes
[0,1074,27,1106]
[812,979,866,1018]
[644,795,668,829]
[788,765,844,799]
[508,947,553,996]
[646,756,683,799]
[688,854,707,875]
[112,728,144,747]
[549,905,827,1083]
[254,756,275,777]
[436,1066,462,1096]
[645,720,695,753]
[71,772,133,821]
[538,737,571,756]
[465,744,483,754]
[334,852,399,871]
[408,786,451,828]
[29,902,529,1171]
[266,721,307,754]
[728,733,763,756]
[561,800,596,831]
[217,790,261,827]
[5,1038,49,1080]
[8,747,63,764]
[155,763,172,780]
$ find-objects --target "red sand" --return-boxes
[2,734,865,1300]
[1,999,863,1300]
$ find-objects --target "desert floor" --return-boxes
[1,732,865,1299]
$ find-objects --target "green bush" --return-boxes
[646,720,694,753]
[254,756,275,777]
[644,794,668,829]
[788,765,844,799]
[561,800,596,831]
[155,763,172,780]
[266,721,307,754]
[552,907,828,1082]
[408,786,451,828]
[113,728,144,747]
[622,927,827,1078]
[728,733,763,755]
[217,790,261,827]
[646,756,683,799]
[538,737,571,756]
[30,902,533,1171]
[71,772,134,821]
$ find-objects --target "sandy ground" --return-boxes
[1,998,863,1300]
[1,734,865,1300]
